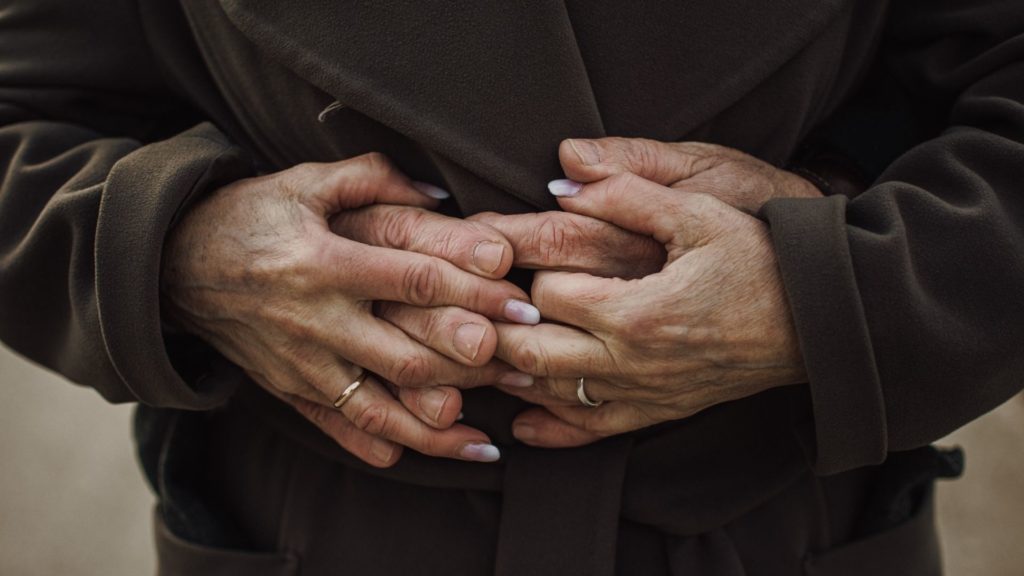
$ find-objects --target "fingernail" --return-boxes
[417,387,450,424]
[513,423,537,442]
[499,372,534,388]
[412,181,450,199]
[548,179,583,197]
[472,241,505,274]
[453,323,487,362]
[568,138,601,166]
[461,443,501,462]
[504,300,540,324]
[371,438,395,463]
[456,411,465,422]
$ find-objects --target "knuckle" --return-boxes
[535,216,572,261]
[356,151,395,176]
[580,412,616,436]
[351,401,393,437]
[687,190,721,212]
[420,309,449,343]
[391,354,434,386]
[288,161,324,183]
[244,246,309,286]
[294,357,337,392]
[401,259,442,306]
[381,206,422,249]
[304,402,333,429]
[623,139,659,171]
[267,305,321,341]
[510,339,549,375]
[605,172,642,198]
[430,227,464,262]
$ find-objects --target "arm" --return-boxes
[0,1,534,466]
[760,0,1024,473]
[0,0,254,408]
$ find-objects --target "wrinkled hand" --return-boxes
[558,137,822,213]
[469,210,665,280]
[490,139,815,448]
[162,153,537,467]
[471,137,819,281]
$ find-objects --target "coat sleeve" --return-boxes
[0,0,254,408]
[761,0,1024,474]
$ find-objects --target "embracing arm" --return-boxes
[761,0,1024,474]
[0,1,535,466]
[0,0,254,408]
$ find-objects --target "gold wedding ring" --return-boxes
[576,377,603,408]
[333,369,369,410]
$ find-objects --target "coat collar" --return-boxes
[219,0,844,210]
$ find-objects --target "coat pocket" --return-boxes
[802,488,941,576]
[154,508,299,576]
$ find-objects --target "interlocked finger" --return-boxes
[376,302,497,367]
[494,322,614,379]
[334,373,501,462]
[288,392,403,468]
[333,205,514,278]
[396,385,464,429]
[330,314,522,389]
[469,211,665,280]
[500,376,622,407]
[328,238,537,324]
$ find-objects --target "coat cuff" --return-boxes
[95,123,254,409]
[760,195,888,474]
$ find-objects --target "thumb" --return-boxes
[297,152,448,215]
[558,137,714,186]
[548,172,719,248]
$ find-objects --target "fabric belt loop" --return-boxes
[494,437,634,576]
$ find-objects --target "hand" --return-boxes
[493,169,808,448]
[470,136,819,282]
[556,137,822,213]
[468,210,665,280]
[162,153,538,466]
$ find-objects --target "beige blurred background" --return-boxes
[1,343,1022,575]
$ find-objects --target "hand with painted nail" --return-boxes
[553,137,823,214]
[470,136,819,287]
[162,153,538,466]
[489,141,810,448]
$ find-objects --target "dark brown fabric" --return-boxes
[188,399,926,576]
[154,510,298,576]
[2,0,1023,574]
[761,0,1024,474]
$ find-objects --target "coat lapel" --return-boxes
[220,0,605,210]
[219,0,846,210]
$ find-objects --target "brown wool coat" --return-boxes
[1,1,1023,575]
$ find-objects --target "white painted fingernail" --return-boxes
[456,411,465,422]
[461,443,501,462]
[499,372,534,388]
[504,300,540,324]
[412,181,450,199]
[548,179,583,197]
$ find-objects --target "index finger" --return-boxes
[550,172,722,248]
[338,375,502,463]
[327,238,539,324]
[333,205,514,279]
[470,211,664,279]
